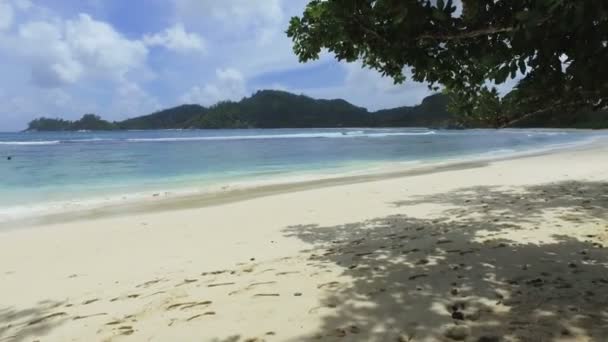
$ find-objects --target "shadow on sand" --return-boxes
[283,181,608,341]
[0,300,69,342]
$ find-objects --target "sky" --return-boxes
[0,0,438,131]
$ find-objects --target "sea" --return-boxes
[0,128,605,223]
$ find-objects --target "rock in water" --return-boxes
[444,325,470,340]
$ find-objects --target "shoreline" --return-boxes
[1,137,607,341]
[3,134,605,230]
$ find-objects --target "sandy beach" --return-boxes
[1,139,608,342]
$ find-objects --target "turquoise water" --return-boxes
[0,128,604,219]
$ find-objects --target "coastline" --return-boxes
[2,133,605,230]
[1,137,608,341]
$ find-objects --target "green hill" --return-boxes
[26,90,608,131]
[118,104,207,130]
[27,91,450,131]
[27,114,117,131]
[373,94,455,127]
[186,90,372,128]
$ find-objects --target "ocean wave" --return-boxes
[0,131,438,145]
[367,131,437,137]
[0,140,60,145]
[127,131,437,142]
[64,138,113,143]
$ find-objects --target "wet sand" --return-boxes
[1,139,608,341]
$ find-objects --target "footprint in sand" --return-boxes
[27,312,67,326]
[317,281,341,289]
[186,311,216,321]
[167,301,212,310]
[136,279,164,288]
[82,298,99,305]
[73,313,107,321]
[256,268,276,274]
[117,325,135,336]
[175,279,198,287]
[207,282,236,288]
[229,281,277,296]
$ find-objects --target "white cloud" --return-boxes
[64,14,148,80]
[144,23,205,53]
[301,62,432,110]
[111,81,161,119]
[0,0,14,30]
[13,14,148,87]
[181,68,247,105]
[18,20,84,86]
[172,0,302,76]
[174,0,283,30]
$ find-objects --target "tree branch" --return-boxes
[418,26,515,41]
[500,99,603,128]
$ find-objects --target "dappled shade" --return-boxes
[283,181,608,341]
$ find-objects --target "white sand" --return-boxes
[1,140,608,342]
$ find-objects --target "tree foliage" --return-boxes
[27,114,116,131]
[26,90,607,131]
[287,0,608,126]
[26,91,455,130]
[118,105,207,130]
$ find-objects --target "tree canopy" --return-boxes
[287,0,608,126]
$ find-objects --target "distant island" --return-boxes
[26,90,608,131]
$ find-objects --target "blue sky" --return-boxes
[0,0,434,131]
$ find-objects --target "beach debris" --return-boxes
[254,293,280,297]
[294,292,303,296]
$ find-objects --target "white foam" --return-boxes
[127,130,437,142]
[0,140,60,145]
